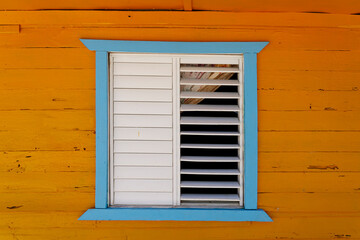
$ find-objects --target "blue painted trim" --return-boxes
[79,208,272,222]
[80,39,270,221]
[80,39,268,54]
[243,53,258,210]
[95,51,109,208]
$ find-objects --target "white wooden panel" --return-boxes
[114,166,173,179]
[114,154,172,166]
[114,63,172,76]
[114,115,172,127]
[180,56,239,65]
[114,141,172,153]
[180,131,240,136]
[114,89,172,102]
[114,179,172,192]
[114,192,172,205]
[114,128,172,140]
[114,76,172,89]
[114,102,172,115]
[113,55,173,63]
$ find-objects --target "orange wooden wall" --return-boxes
[0,10,360,240]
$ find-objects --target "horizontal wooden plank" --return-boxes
[114,166,173,179]
[0,1,357,14]
[1,130,360,152]
[1,89,359,111]
[0,110,94,131]
[113,76,172,89]
[2,171,359,195]
[114,153,172,167]
[259,132,360,152]
[258,172,360,193]
[0,151,96,173]
[0,89,95,110]
[114,89,172,102]
[258,152,360,172]
[1,26,360,53]
[113,128,172,140]
[114,115,172,128]
[258,90,360,111]
[0,130,95,151]
[0,11,359,29]
[0,48,94,69]
[114,62,172,76]
[114,179,172,192]
[113,102,172,114]
[0,192,359,214]
[0,213,359,239]
[259,110,360,131]
[114,192,173,205]
[114,141,172,153]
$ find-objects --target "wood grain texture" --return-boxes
[0,9,359,240]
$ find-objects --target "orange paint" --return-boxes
[0,9,359,240]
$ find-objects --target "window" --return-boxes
[79,40,271,221]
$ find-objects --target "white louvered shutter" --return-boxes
[109,54,243,208]
[110,54,174,205]
[178,56,244,207]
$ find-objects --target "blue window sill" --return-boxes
[79,208,272,222]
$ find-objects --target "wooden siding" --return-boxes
[0,10,359,240]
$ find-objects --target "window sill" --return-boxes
[79,208,272,222]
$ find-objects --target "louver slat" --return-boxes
[181,131,240,136]
[180,156,241,162]
[181,116,239,125]
[181,181,240,188]
[180,104,240,112]
[181,169,240,175]
[180,79,240,86]
[181,194,240,201]
[180,91,239,99]
[181,143,240,149]
[179,59,243,207]
[180,66,240,73]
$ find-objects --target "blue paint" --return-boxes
[95,51,109,209]
[243,53,259,210]
[80,39,270,221]
[79,208,272,222]
[80,39,268,54]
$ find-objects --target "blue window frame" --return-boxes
[78,39,271,222]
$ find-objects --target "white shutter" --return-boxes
[109,53,244,208]
[178,58,244,207]
[110,54,174,206]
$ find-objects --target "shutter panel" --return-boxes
[179,58,244,207]
[110,54,174,206]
